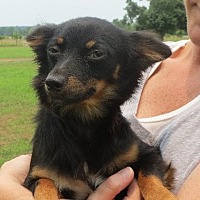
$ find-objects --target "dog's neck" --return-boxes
[35,106,134,176]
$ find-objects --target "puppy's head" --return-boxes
[28,17,171,121]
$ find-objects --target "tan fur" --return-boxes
[113,65,121,80]
[28,36,43,48]
[86,40,96,49]
[143,48,165,62]
[57,37,64,44]
[105,144,138,173]
[34,179,59,200]
[59,77,118,121]
[66,76,85,92]
[31,167,92,200]
[138,172,177,200]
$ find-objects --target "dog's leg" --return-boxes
[138,172,177,200]
[34,179,60,200]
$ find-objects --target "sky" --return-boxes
[0,0,148,26]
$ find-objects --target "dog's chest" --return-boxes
[55,162,106,200]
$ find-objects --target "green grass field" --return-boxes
[0,42,36,166]
[0,46,33,59]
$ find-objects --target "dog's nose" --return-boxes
[45,76,64,92]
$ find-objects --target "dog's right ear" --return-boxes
[126,31,171,70]
[27,24,57,49]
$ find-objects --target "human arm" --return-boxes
[176,163,200,200]
[0,155,34,200]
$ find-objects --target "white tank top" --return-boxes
[136,40,200,132]
[122,40,200,194]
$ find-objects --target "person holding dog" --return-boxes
[0,0,200,199]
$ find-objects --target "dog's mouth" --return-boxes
[44,76,110,106]
[43,76,118,119]
[45,85,97,104]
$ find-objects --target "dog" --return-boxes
[24,17,177,200]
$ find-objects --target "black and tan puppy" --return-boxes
[24,17,176,200]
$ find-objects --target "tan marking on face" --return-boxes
[88,80,107,99]
[61,78,118,121]
[64,76,85,93]
[86,40,96,49]
[138,171,176,200]
[81,80,117,117]
[106,144,139,173]
[113,65,121,80]
[65,77,108,100]
[57,37,64,44]
[31,167,92,199]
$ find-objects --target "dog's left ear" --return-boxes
[127,31,171,68]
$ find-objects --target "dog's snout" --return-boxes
[45,76,65,92]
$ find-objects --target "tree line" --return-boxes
[0,0,187,40]
[0,26,32,39]
[113,0,187,38]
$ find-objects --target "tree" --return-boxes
[12,28,22,46]
[0,36,5,46]
[113,0,187,37]
[125,0,147,24]
[136,0,187,37]
[113,0,147,30]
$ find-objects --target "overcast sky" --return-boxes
[0,0,148,26]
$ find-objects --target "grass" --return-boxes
[164,34,189,42]
[0,45,37,166]
[0,38,27,46]
[0,46,33,59]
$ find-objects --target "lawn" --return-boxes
[0,46,33,59]
[0,46,37,166]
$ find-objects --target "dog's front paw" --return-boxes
[34,179,60,200]
[138,173,177,200]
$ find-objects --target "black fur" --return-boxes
[24,17,173,200]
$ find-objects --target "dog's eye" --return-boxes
[48,46,60,55]
[87,50,105,60]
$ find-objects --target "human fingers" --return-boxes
[123,179,143,200]
[87,167,134,200]
[0,154,31,184]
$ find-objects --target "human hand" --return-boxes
[0,155,34,200]
[0,156,142,200]
[87,167,143,200]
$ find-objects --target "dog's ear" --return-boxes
[127,31,171,68]
[26,24,57,65]
[27,24,57,50]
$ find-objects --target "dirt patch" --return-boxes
[0,58,33,62]
[0,114,17,146]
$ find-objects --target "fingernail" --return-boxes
[119,167,134,180]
